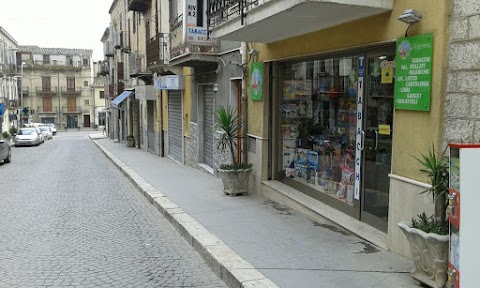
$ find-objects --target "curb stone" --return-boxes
[93,140,279,288]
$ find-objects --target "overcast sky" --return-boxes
[1,0,112,61]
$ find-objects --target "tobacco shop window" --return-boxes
[278,56,359,205]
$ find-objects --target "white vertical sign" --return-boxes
[354,56,365,201]
[183,0,211,45]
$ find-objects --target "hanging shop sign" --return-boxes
[0,103,4,116]
[154,75,185,90]
[394,33,433,111]
[183,0,212,45]
[250,62,263,101]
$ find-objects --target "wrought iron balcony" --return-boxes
[104,40,114,57]
[146,33,170,69]
[207,0,393,43]
[98,61,109,76]
[0,63,17,76]
[18,86,29,96]
[129,52,151,77]
[128,0,150,13]
[61,87,82,96]
[36,86,57,96]
[62,106,82,113]
[37,106,58,114]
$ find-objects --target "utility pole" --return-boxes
[53,60,61,129]
[19,62,25,128]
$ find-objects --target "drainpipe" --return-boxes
[241,42,248,164]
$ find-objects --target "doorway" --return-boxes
[359,50,395,231]
[66,115,77,128]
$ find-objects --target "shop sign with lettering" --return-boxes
[394,33,433,111]
[183,0,211,45]
[354,56,365,201]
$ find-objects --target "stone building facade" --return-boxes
[446,1,480,143]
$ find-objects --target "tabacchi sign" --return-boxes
[184,0,211,45]
[394,33,433,111]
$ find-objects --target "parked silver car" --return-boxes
[38,126,53,140]
[14,128,42,147]
[44,123,57,135]
[0,137,11,163]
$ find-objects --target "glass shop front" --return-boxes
[275,46,396,231]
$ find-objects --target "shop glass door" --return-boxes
[360,50,395,231]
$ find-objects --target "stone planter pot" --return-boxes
[126,138,135,148]
[217,167,253,196]
[398,221,449,288]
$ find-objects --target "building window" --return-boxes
[43,55,50,65]
[83,58,89,67]
[99,91,105,99]
[67,56,73,66]
[42,77,51,91]
[84,99,90,105]
[67,78,75,91]
[84,81,88,87]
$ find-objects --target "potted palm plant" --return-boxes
[215,106,252,196]
[126,135,135,148]
[398,145,449,288]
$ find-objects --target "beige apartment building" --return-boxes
[17,46,93,129]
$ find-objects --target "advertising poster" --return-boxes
[250,62,263,101]
[394,33,433,111]
[283,80,312,100]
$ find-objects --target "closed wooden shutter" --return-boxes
[43,97,52,112]
[67,97,76,112]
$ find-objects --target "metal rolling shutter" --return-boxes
[147,100,155,152]
[203,86,214,167]
[168,91,182,163]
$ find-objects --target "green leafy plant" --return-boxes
[8,126,17,136]
[411,212,448,235]
[2,131,10,140]
[216,106,252,170]
[412,145,449,235]
[126,135,134,140]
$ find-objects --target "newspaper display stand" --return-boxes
[447,143,480,288]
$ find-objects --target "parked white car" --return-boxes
[0,137,11,163]
[44,123,57,135]
[14,128,42,147]
[38,126,53,140]
[35,128,45,144]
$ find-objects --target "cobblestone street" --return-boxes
[0,132,227,288]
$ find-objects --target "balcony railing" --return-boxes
[36,86,57,95]
[146,33,170,68]
[0,63,17,75]
[61,87,82,96]
[18,86,29,96]
[129,52,150,77]
[98,61,109,76]
[104,40,114,57]
[128,0,150,13]
[37,106,58,114]
[207,0,263,29]
[207,0,393,42]
[62,106,82,113]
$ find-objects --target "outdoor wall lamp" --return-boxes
[398,9,422,37]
